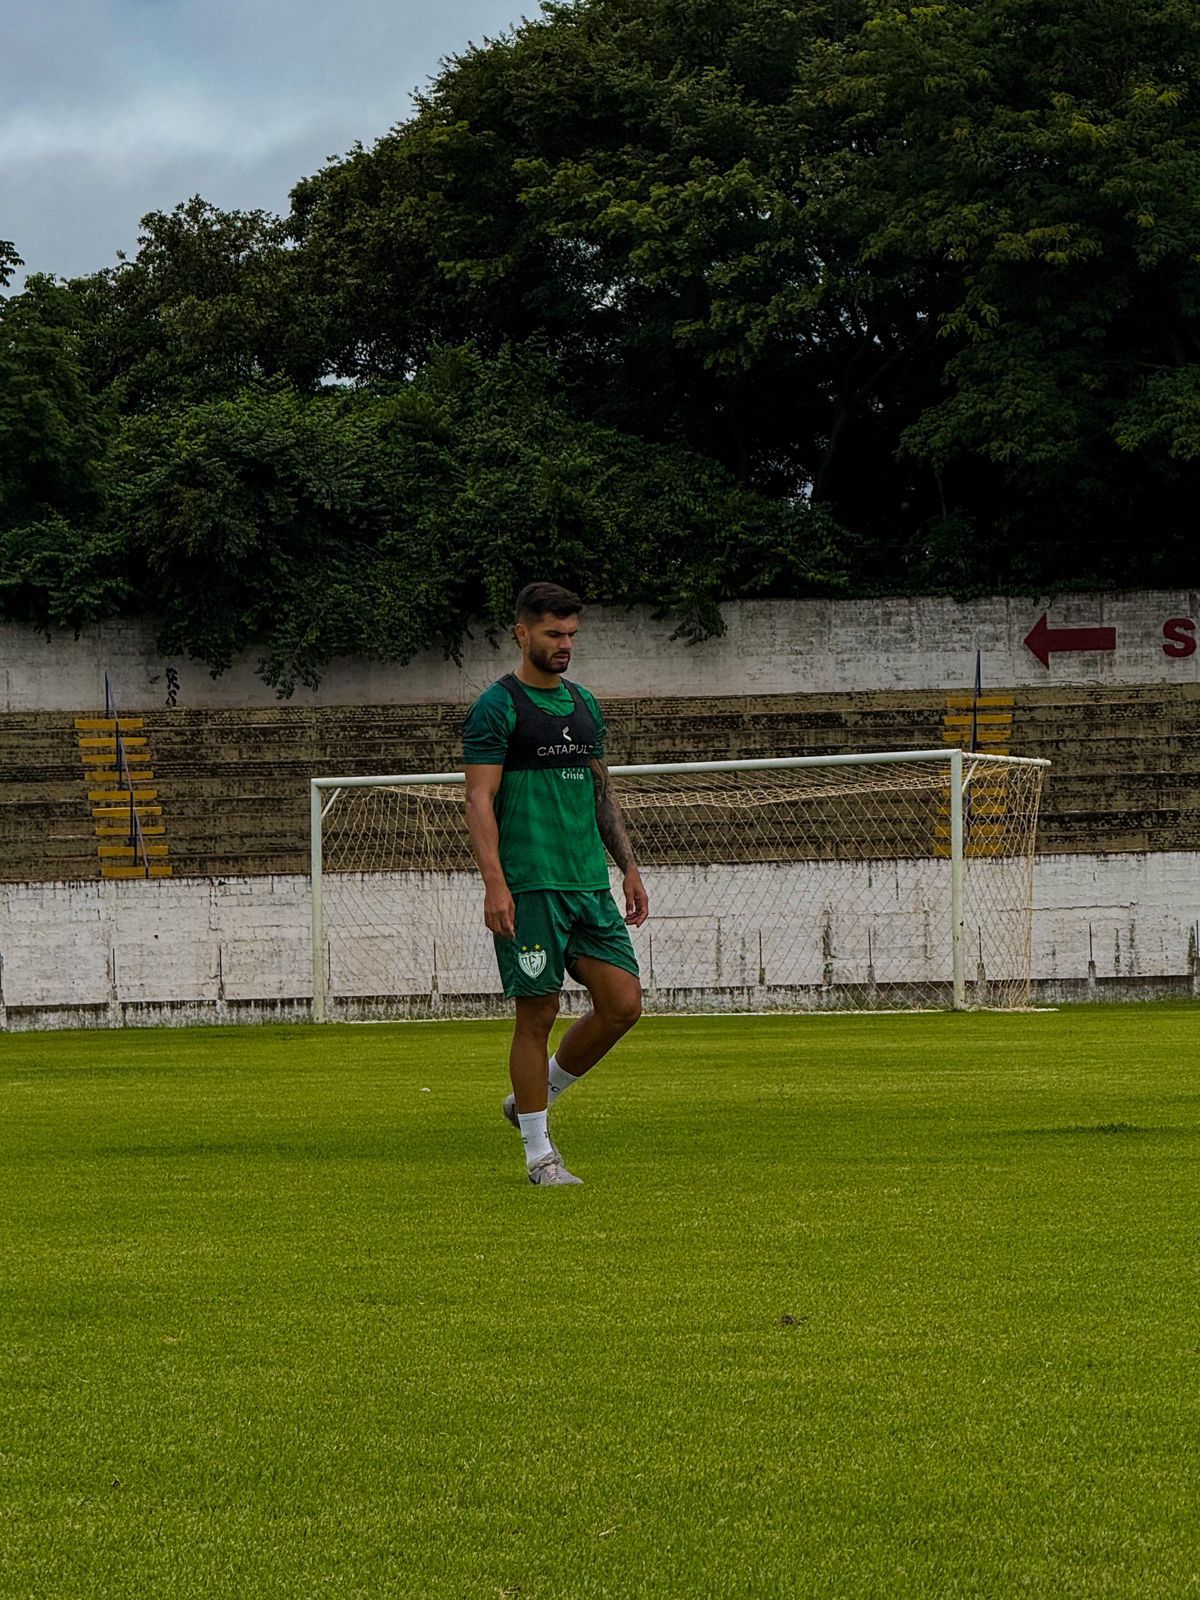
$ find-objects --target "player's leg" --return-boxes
[509,993,559,1113]
[553,955,642,1085]
[509,995,581,1183]
[509,994,556,1173]
[494,890,569,1113]
[496,892,580,1182]
[547,889,642,1097]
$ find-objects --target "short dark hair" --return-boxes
[515,581,583,624]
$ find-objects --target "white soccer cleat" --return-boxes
[527,1153,583,1186]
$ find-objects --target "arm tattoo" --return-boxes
[591,759,637,871]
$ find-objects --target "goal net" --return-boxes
[310,751,1047,1020]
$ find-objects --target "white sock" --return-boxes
[548,1055,582,1104]
[517,1110,553,1167]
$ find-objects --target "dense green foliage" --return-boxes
[291,0,1200,589]
[106,348,837,693]
[3,0,1199,685]
[4,1007,1199,1597]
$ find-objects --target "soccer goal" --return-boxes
[309,749,1048,1021]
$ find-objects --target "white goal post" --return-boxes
[309,749,1049,1021]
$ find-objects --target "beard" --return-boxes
[529,642,569,675]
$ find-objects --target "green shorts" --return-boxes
[495,888,640,998]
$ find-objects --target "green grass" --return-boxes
[2,1006,1200,1599]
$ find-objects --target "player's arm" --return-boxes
[464,764,516,939]
[591,758,649,928]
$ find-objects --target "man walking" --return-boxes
[463,582,648,1185]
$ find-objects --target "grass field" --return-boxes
[2,1005,1199,1599]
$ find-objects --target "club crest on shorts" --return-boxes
[518,944,547,979]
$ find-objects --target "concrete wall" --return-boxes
[4,590,1199,711]
[3,856,1197,1029]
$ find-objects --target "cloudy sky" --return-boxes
[1,0,532,285]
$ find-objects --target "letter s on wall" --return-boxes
[1163,617,1197,659]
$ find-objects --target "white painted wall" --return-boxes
[3,855,1196,1028]
[3,590,1198,711]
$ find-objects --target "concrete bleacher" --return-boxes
[1,683,1198,881]
[0,712,97,881]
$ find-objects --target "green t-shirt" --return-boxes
[462,679,610,894]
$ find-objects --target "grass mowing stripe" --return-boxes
[1,1007,1199,1597]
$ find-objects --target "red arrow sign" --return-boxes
[1024,612,1117,669]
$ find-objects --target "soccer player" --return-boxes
[463,582,648,1185]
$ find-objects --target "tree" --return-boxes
[811,0,1200,588]
[0,274,108,526]
[0,272,126,629]
[290,0,1200,589]
[0,239,22,293]
[98,347,840,694]
[69,197,325,411]
[289,0,848,489]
